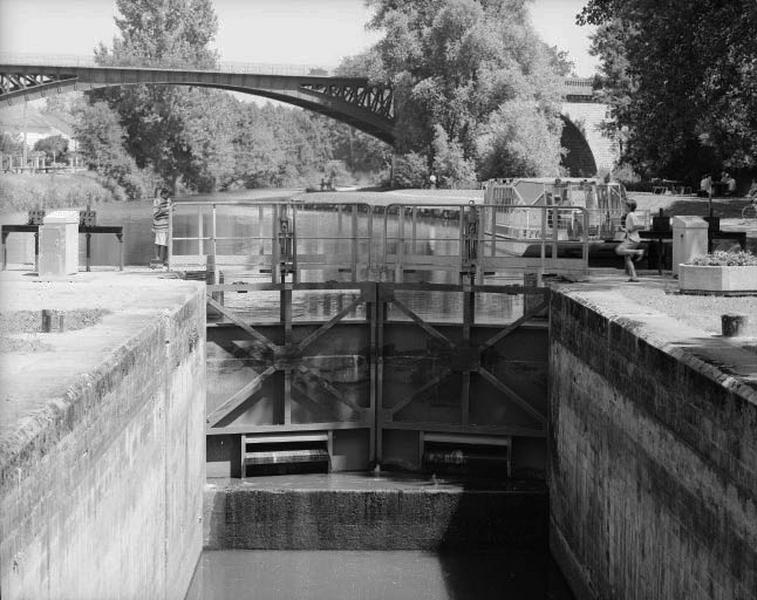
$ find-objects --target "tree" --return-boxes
[578,0,757,180]
[431,124,476,186]
[392,152,429,189]
[33,135,69,164]
[92,0,226,191]
[73,100,147,200]
[365,0,566,178]
[0,132,25,155]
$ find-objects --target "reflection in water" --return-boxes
[185,550,575,600]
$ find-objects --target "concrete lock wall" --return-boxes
[548,291,757,600]
[0,285,206,600]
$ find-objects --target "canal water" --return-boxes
[185,550,575,600]
[1,191,527,325]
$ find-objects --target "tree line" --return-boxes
[579,0,757,188]
[61,0,576,198]
[31,0,752,198]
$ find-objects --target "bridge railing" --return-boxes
[0,52,339,76]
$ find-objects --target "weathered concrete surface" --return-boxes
[549,285,757,600]
[204,473,546,551]
[0,271,206,600]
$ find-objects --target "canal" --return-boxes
[1,190,572,599]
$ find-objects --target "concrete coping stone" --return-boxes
[555,285,757,406]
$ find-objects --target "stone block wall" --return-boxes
[0,282,206,600]
[548,291,756,599]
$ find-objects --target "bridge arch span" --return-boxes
[0,64,397,144]
[1,63,617,174]
[559,114,597,178]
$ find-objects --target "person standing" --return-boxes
[152,187,171,267]
[615,198,645,282]
[699,173,712,198]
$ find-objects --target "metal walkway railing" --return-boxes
[168,199,592,283]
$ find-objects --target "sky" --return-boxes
[0,0,598,76]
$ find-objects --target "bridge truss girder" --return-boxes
[0,65,397,145]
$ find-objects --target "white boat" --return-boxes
[483,177,628,257]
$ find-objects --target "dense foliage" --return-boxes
[579,0,757,184]
[688,250,757,267]
[75,0,388,197]
[32,135,69,164]
[67,0,572,197]
[362,0,568,183]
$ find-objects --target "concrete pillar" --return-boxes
[39,210,79,278]
[671,216,708,276]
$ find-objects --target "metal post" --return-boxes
[351,204,358,281]
[411,207,417,255]
[395,206,405,283]
[280,280,293,426]
[210,204,218,285]
[167,206,173,270]
[85,232,92,272]
[291,205,298,284]
[271,205,280,284]
[197,205,204,257]
[34,232,39,273]
[367,282,377,464]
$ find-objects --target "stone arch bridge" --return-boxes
[0,61,615,175]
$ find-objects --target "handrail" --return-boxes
[168,200,374,282]
[168,199,591,284]
[381,202,591,282]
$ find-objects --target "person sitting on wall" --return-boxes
[152,188,171,267]
[747,178,757,199]
[615,198,645,282]
[725,173,737,196]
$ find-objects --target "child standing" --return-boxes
[152,188,171,267]
[615,198,645,282]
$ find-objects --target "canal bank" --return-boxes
[548,277,757,599]
[0,271,206,599]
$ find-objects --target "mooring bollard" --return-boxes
[41,309,64,332]
[721,313,748,337]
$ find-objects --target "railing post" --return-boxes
[351,204,358,281]
[197,205,204,257]
[167,203,173,270]
[395,206,404,283]
[209,203,218,285]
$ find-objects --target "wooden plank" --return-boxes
[380,421,545,439]
[477,299,548,352]
[206,296,278,352]
[391,296,455,348]
[206,366,275,427]
[295,293,364,352]
[477,366,546,426]
[208,422,372,436]
[387,368,452,417]
[207,281,367,293]
[295,365,364,413]
[244,433,328,444]
[424,432,511,446]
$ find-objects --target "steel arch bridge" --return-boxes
[0,63,396,144]
[0,62,613,172]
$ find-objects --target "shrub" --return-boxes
[0,173,114,211]
[392,152,428,189]
[687,250,757,266]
